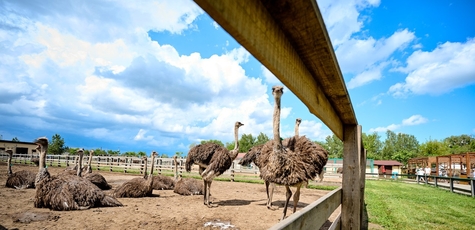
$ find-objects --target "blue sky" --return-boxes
[1,0,474,156]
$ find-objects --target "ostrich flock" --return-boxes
[5,85,329,221]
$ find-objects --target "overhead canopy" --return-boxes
[194,0,357,140]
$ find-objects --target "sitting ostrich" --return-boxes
[34,137,122,210]
[259,86,328,220]
[174,155,203,196]
[151,156,176,190]
[185,121,244,207]
[83,150,112,190]
[5,149,36,189]
[63,155,80,175]
[113,152,157,198]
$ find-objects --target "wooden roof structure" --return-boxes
[194,0,364,229]
[194,0,357,140]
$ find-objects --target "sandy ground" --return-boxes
[0,163,341,230]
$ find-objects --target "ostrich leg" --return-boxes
[293,186,301,213]
[281,186,293,220]
[266,181,278,210]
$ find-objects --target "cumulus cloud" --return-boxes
[389,38,475,96]
[369,114,428,133]
[0,0,285,152]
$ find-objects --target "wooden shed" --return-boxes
[373,160,403,178]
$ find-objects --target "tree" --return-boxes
[137,151,146,157]
[362,132,383,160]
[444,134,475,154]
[320,134,343,158]
[161,153,169,158]
[419,138,450,156]
[107,150,120,155]
[49,134,67,155]
[175,152,183,157]
[122,151,137,157]
[12,137,20,142]
[255,132,270,146]
[381,130,419,164]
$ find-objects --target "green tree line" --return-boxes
[17,131,475,164]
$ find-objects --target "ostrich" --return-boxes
[5,149,36,189]
[34,137,123,210]
[63,156,80,175]
[259,86,328,220]
[238,118,304,210]
[113,151,157,198]
[151,157,176,190]
[174,155,203,196]
[289,118,325,183]
[185,121,244,207]
[83,150,112,190]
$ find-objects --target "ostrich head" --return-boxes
[229,121,244,159]
[34,137,49,153]
[295,118,302,136]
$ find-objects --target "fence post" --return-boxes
[179,159,183,177]
[450,178,454,193]
[109,157,113,172]
[158,159,162,175]
[471,179,475,198]
[124,157,128,173]
[97,157,101,171]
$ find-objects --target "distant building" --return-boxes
[373,160,403,178]
[0,140,38,156]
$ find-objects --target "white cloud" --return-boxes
[336,29,415,75]
[369,114,428,133]
[390,38,475,96]
[299,120,332,141]
[402,115,428,126]
[317,0,381,47]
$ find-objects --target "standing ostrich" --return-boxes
[83,150,112,190]
[113,152,157,198]
[5,149,36,189]
[239,118,304,210]
[185,121,244,207]
[174,155,204,196]
[34,137,123,210]
[259,86,328,220]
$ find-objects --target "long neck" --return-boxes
[143,158,148,179]
[150,155,156,176]
[273,95,282,149]
[87,151,93,173]
[39,146,46,171]
[295,122,300,137]
[233,125,240,152]
[7,152,12,175]
[77,153,83,177]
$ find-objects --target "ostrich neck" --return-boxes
[273,96,282,148]
[87,151,93,172]
[77,152,83,177]
[7,153,12,175]
[143,158,148,179]
[150,155,156,176]
[39,146,47,170]
[230,125,240,159]
[295,123,299,137]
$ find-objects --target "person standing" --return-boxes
[425,166,431,182]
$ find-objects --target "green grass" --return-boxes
[365,180,475,229]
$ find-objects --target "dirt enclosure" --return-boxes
[0,163,341,230]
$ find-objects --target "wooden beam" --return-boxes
[269,187,342,230]
[193,0,344,139]
[342,124,362,229]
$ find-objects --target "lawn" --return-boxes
[365,180,475,229]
